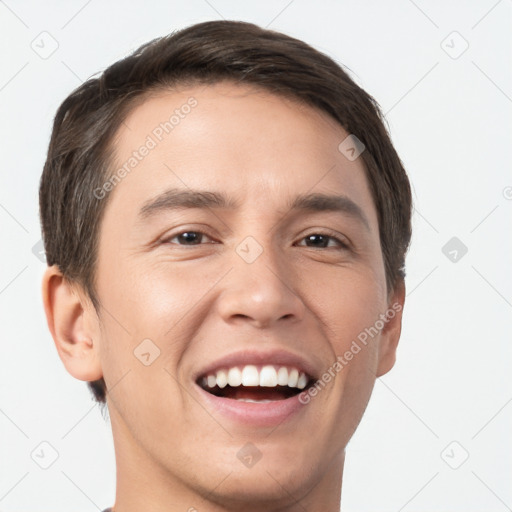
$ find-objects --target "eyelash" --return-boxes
[162,230,350,250]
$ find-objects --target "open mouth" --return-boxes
[196,364,316,403]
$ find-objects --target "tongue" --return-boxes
[222,386,292,401]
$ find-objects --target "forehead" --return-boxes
[106,81,377,227]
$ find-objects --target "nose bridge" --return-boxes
[216,232,305,327]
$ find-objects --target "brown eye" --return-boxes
[297,233,349,249]
[164,231,214,245]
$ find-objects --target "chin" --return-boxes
[191,448,320,509]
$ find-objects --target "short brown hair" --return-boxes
[39,20,412,404]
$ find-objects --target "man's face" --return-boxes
[91,81,402,505]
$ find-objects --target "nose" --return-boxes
[216,246,306,329]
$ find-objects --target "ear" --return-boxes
[42,265,103,381]
[375,279,406,378]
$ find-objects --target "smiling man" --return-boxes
[39,20,412,512]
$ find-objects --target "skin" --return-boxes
[42,81,405,512]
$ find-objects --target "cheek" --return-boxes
[97,252,210,337]
[96,256,219,412]
[306,267,386,351]
[303,267,383,422]
[97,262,198,455]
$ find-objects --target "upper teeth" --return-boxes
[201,365,309,390]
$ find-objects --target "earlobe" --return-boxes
[375,279,406,378]
[42,265,103,382]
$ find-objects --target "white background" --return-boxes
[1,1,511,510]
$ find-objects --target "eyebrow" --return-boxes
[138,188,370,230]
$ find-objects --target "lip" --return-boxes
[194,380,311,427]
[192,348,320,382]
[191,348,319,427]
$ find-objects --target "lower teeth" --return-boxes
[236,398,274,403]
